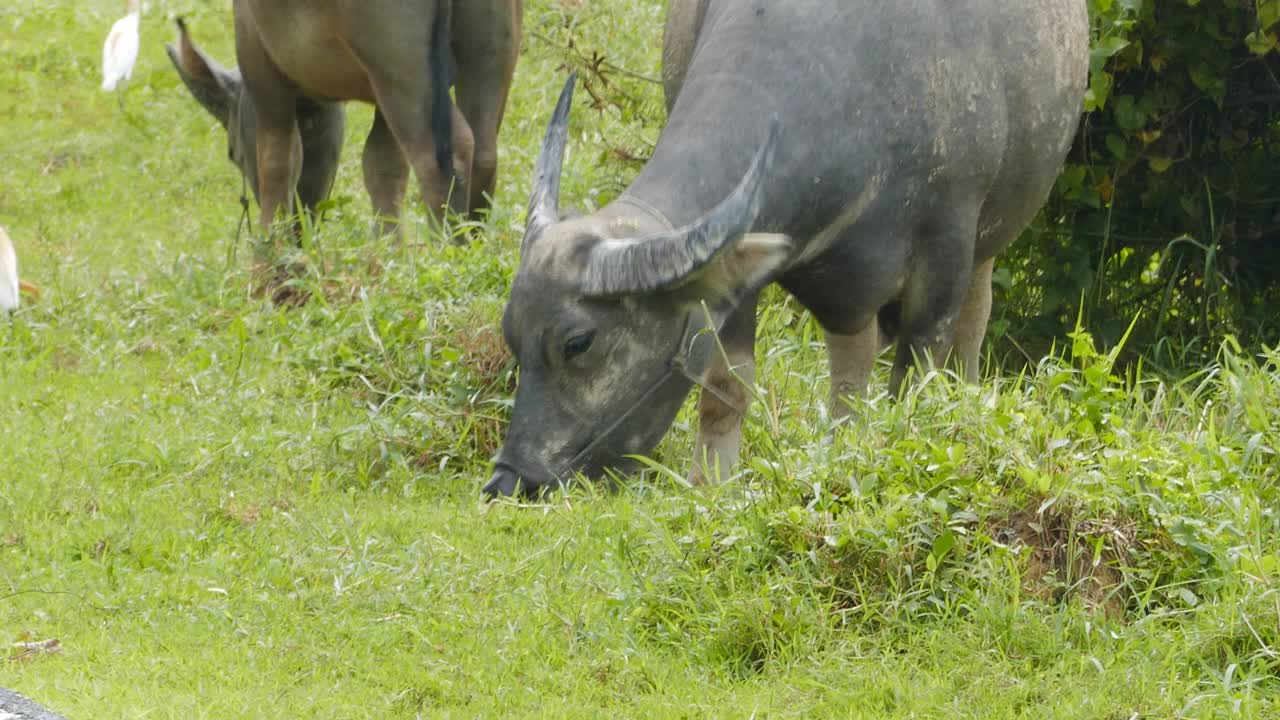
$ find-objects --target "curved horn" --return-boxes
[524,73,577,250]
[578,120,781,297]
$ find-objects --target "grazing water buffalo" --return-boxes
[167,1,521,234]
[484,0,1088,497]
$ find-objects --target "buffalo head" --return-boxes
[485,76,788,498]
[165,18,343,213]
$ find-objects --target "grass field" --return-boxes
[2,1,1278,717]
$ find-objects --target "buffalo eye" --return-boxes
[563,330,596,361]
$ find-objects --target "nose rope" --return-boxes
[233,174,250,252]
[564,312,748,472]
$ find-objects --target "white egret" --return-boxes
[101,0,141,93]
[0,227,39,312]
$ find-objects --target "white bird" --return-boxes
[101,0,141,92]
[0,227,39,312]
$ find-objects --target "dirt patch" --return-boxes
[219,498,264,527]
[993,502,1136,617]
[448,318,512,388]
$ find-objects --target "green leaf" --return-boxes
[1244,30,1277,56]
[991,266,1014,291]
[1105,133,1128,160]
[1113,94,1145,131]
[931,530,956,561]
[1090,36,1131,71]
[1189,62,1227,105]
[1085,70,1115,111]
[1260,0,1280,30]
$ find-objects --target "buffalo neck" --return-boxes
[619,3,891,246]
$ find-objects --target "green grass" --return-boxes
[2,1,1278,717]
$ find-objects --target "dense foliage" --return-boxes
[996,0,1280,366]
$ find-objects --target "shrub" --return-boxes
[996,0,1280,366]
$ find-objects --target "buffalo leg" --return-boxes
[362,110,410,235]
[453,0,522,217]
[890,215,977,396]
[689,296,757,485]
[826,319,880,419]
[234,24,301,239]
[294,103,345,233]
[341,33,473,221]
[949,257,994,383]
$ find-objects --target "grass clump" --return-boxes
[620,329,1280,714]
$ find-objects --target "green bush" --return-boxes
[996,0,1280,367]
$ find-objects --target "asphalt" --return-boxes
[0,688,68,720]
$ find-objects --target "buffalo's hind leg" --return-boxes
[689,295,758,485]
[949,257,994,383]
[296,102,345,225]
[890,208,979,396]
[341,18,474,223]
[362,109,410,236]
[452,0,522,218]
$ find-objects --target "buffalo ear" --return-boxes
[675,232,791,304]
[166,18,240,129]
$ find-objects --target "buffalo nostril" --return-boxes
[482,468,520,498]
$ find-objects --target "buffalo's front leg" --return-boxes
[689,296,757,485]
[661,0,711,113]
[826,320,880,419]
